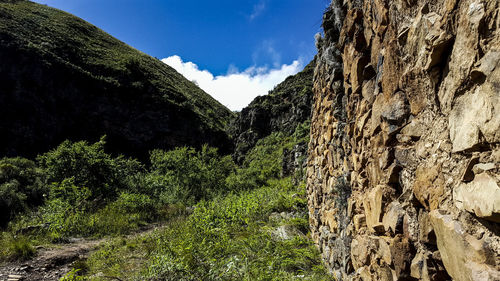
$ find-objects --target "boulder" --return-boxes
[382,201,404,234]
[429,210,500,281]
[449,61,500,153]
[271,225,304,241]
[454,173,500,222]
[363,185,384,230]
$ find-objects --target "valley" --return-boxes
[1,0,499,280]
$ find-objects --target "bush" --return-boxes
[147,145,235,205]
[87,192,157,235]
[49,178,92,209]
[16,194,154,238]
[7,141,239,239]
[37,136,144,202]
[9,235,36,261]
[226,132,286,191]
[0,157,46,227]
[38,197,89,238]
[226,121,311,192]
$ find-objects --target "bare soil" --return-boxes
[0,223,164,281]
[0,238,102,280]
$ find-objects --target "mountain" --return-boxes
[0,0,234,159]
[228,61,314,165]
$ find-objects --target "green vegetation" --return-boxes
[0,4,319,272]
[0,157,46,227]
[0,2,326,280]
[227,59,314,164]
[5,138,149,240]
[83,179,329,281]
[141,179,329,281]
[79,124,331,280]
[1,138,235,245]
[0,121,330,280]
[147,146,235,205]
[227,121,309,191]
[38,137,144,202]
[267,60,314,100]
[0,233,36,261]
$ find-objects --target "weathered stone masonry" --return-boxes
[307,0,500,280]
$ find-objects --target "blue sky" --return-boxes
[32,0,328,110]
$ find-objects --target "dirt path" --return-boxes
[0,237,103,281]
[0,224,164,281]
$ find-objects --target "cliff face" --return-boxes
[0,1,233,160]
[307,0,499,280]
[228,61,314,165]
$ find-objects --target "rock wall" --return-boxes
[307,0,500,280]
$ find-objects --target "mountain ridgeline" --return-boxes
[228,61,314,167]
[0,0,234,160]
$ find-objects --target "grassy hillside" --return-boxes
[228,60,314,164]
[0,0,234,159]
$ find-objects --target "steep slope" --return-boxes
[0,0,234,159]
[228,61,314,166]
[308,0,499,280]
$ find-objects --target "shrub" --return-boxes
[37,136,144,202]
[39,197,90,238]
[147,145,235,205]
[87,192,157,235]
[9,235,36,261]
[226,121,311,192]
[0,157,46,227]
[18,190,160,238]
[111,193,156,215]
[49,178,92,209]
[226,132,286,191]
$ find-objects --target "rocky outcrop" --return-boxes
[228,61,313,165]
[0,1,233,160]
[307,0,500,280]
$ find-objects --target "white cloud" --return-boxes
[162,55,303,111]
[249,0,267,21]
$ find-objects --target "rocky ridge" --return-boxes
[307,0,500,280]
[228,61,314,174]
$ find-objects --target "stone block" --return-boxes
[382,201,404,234]
[430,210,500,281]
[454,173,500,222]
